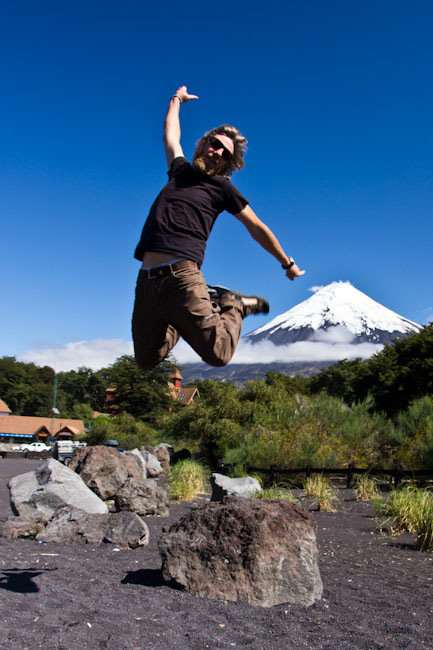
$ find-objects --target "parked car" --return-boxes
[52,440,87,465]
[12,441,51,452]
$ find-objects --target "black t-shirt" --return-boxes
[134,157,249,266]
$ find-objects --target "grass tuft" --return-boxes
[304,475,340,512]
[167,459,208,501]
[255,486,298,503]
[375,486,433,552]
[355,474,381,501]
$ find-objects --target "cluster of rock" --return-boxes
[2,446,323,608]
[2,444,173,548]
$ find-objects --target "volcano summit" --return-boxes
[245,281,421,347]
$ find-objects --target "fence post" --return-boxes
[270,464,278,485]
[305,464,311,480]
[393,462,403,488]
[347,461,355,488]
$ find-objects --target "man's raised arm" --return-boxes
[163,85,198,168]
[235,205,305,281]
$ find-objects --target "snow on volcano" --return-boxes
[245,281,421,347]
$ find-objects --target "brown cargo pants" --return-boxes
[132,260,244,371]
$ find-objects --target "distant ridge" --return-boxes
[179,361,332,387]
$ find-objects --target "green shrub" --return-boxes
[87,412,159,449]
[167,460,208,501]
[395,397,433,469]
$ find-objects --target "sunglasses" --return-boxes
[207,136,233,161]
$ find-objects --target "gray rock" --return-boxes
[125,448,147,478]
[210,473,262,501]
[69,446,140,499]
[154,442,174,457]
[154,443,172,472]
[1,512,50,539]
[141,444,156,455]
[8,458,108,518]
[159,496,323,607]
[115,477,169,516]
[37,504,149,548]
[141,450,163,478]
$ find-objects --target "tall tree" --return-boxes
[0,357,55,415]
[98,355,177,423]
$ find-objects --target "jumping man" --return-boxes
[132,85,305,371]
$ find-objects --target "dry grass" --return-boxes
[304,475,340,512]
[375,486,433,552]
[355,474,381,501]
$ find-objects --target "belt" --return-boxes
[140,259,197,279]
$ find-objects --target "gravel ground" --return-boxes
[1,458,432,650]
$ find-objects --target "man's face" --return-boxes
[202,135,234,174]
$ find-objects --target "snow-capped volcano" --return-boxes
[246,281,421,346]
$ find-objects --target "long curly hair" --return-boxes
[192,124,247,177]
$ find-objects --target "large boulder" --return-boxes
[210,473,262,501]
[115,477,170,516]
[159,496,323,608]
[69,446,140,499]
[154,443,172,473]
[36,504,149,548]
[125,448,147,478]
[8,458,108,518]
[140,449,163,478]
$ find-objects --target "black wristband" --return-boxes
[282,258,295,270]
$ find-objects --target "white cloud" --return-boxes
[17,326,383,372]
[172,326,383,365]
[230,338,382,364]
[18,339,133,372]
[309,325,355,344]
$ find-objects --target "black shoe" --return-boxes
[207,285,269,317]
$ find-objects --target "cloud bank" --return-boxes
[17,327,383,372]
[229,326,382,364]
[18,339,133,372]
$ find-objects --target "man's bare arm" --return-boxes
[163,85,198,168]
[235,205,305,281]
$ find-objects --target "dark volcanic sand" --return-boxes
[0,459,432,650]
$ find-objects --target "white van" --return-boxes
[53,440,86,465]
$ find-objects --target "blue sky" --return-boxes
[1,1,432,371]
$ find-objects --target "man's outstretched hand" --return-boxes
[174,85,199,103]
[285,263,306,281]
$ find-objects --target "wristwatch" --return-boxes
[282,258,295,270]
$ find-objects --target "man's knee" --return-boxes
[135,356,157,372]
[133,346,162,372]
[199,350,232,368]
